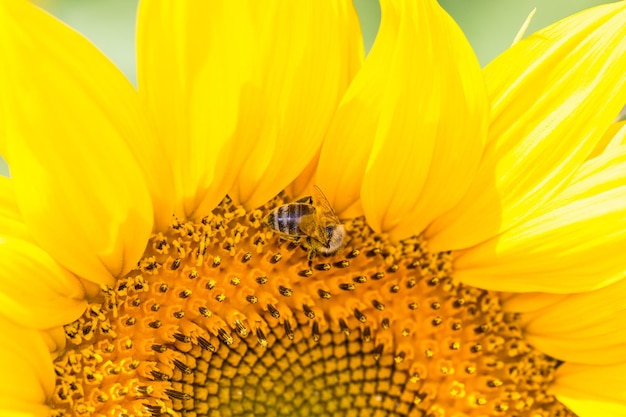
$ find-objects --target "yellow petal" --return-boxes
[317,0,487,239]
[0,0,154,285]
[0,176,28,240]
[605,120,626,148]
[501,291,566,314]
[554,362,626,417]
[137,1,363,216]
[229,2,365,210]
[0,409,49,417]
[588,120,626,161]
[455,145,626,292]
[41,326,67,356]
[0,237,86,329]
[512,278,626,365]
[0,315,54,414]
[137,1,253,219]
[429,2,626,251]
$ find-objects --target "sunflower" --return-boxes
[1,0,625,416]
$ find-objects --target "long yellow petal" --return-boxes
[604,120,626,148]
[317,0,487,238]
[512,277,626,365]
[137,1,253,219]
[0,176,28,240]
[455,145,626,292]
[429,2,626,251]
[0,237,86,329]
[0,315,54,415]
[234,2,364,210]
[501,291,566,314]
[137,1,363,216]
[0,409,49,417]
[41,326,67,357]
[588,120,626,161]
[554,362,626,417]
[0,0,154,285]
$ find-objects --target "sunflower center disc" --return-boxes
[49,194,575,417]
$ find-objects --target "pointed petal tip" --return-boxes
[320,0,488,239]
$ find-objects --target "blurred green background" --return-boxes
[0,0,612,177]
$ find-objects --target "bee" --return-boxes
[264,186,345,266]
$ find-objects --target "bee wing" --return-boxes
[312,185,340,221]
[299,213,327,243]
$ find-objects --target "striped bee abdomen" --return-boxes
[269,203,315,236]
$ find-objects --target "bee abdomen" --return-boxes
[266,211,277,228]
[279,205,300,235]
[270,203,314,236]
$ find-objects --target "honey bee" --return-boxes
[265,186,345,266]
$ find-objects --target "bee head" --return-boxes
[323,224,345,252]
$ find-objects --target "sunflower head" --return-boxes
[1,1,626,417]
[50,194,569,416]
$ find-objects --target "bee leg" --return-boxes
[307,240,317,267]
[282,235,302,251]
[296,195,313,205]
[278,235,300,249]
[286,240,301,250]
